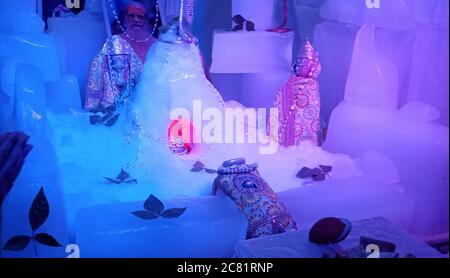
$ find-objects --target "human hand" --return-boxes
[0,132,33,206]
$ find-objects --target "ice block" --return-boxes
[75,196,248,258]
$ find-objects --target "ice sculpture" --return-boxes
[47,2,107,106]
[13,64,48,136]
[344,25,399,110]
[315,0,449,125]
[323,25,449,236]
[0,1,44,33]
[320,0,417,31]
[75,196,247,257]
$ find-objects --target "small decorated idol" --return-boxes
[272,40,322,146]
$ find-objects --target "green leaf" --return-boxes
[191,161,205,172]
[232,23,244,31]
[232,14,245,24]
[246,21,256,31]
[116,169,130,181]
[3,235,31,251]
[144,194,164,215]
[161,208,187,218]
[34,233,62,247]
[319,165,333,173]
[29,187,49,232]
[131,210,160,220]
[312,173,326,181]
[104,177,122,184]
[296,167,313,179]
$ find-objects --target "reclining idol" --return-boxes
[213,158,298,239]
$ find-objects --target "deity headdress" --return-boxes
[294,40,321,79]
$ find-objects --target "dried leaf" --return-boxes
[193,161,205,168]
[116,169,130,181]
[34,233,62,247]
[312,173,326,181]
[296,167,313,179]
[191,166,204,172]
[143,194,164,215]
[232,14,245,24]
[204,168,217,174]
[319,165,333,173]
[3,235,31,251]
[191,161,205,172]
[161,208,187,218]
[104,177,122,184]
[232,23,244,32]
[246,21,256,31]
[131,210,160,220]
[29,187,49,232]
[125,179,138,184]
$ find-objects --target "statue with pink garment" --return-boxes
[272,40,322,146]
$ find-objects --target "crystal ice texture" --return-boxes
[344,24,399,110]
[75,196,247,257]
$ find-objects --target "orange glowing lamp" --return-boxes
[168,118,194,154]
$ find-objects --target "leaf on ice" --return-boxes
[232,14,245,24]
[116,169,130,181]
[161,208,187,219]
[104,177,122,184]
[131,210,160,220]
[144,194,164,215]
[204,168,217,174]
[232,23,244,32]
[3,235,31,251]
[34,233,62,247]
[319,165,333,173]
[29,187,49,232]
[246,21,256,31]
[296,167,313,179]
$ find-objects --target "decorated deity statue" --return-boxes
[272,40,322,146]
[85,1,159,114]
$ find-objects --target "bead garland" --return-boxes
[217,163,259,175]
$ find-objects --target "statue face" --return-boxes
[124,4,147,31]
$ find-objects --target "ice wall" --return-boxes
[0,1,72,257]
[323,24,449,237]
[76,196,247,258]
[315,0,449,126]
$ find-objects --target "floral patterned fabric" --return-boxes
[85,35,144,111]
[273,75,321,146]
[213,164,298,240]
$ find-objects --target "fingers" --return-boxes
[0,142,25,188]
[23,144,34,157]
[0,133,16,166]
